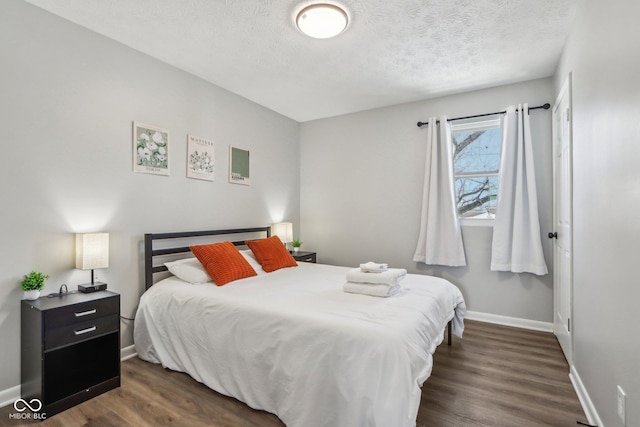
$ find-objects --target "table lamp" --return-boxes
[272,222,293,245]
[75,233,109,293]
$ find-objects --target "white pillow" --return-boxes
[164,258,212,284]
[240,249,266,275]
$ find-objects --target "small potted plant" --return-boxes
[21,271,49,300]
[291,240,303,253]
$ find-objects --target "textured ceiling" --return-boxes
[24,0,576,122]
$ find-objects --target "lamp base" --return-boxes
[78,282,108,293]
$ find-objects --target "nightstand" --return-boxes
[291,251,317,263]
[21,291,120,418]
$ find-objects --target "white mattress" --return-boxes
[134,262,466,427]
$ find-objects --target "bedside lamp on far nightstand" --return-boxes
[272,222,293,245]
[76,232,109,293]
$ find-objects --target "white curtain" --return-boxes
[491,104,548,275]
[413,117,466,267]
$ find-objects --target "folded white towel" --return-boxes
[346,268,407,286]
[343,281,400,297]
[359,261,388,273]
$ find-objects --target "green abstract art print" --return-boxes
[229,146,250,185]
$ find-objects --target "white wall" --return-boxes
[554,1,640,425]
[300,78,554,323]
[0,0,299,396]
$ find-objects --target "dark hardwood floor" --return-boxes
[419,321,587,426]
[1,320,587,426]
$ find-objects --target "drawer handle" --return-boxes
[304,257,313,261]
[74,326,97,336]
[74,309,97,317]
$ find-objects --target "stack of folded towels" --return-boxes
[343,262,407,297]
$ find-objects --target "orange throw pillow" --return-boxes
[190,241,257,286]
[245,236,298,272]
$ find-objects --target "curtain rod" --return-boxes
[416,103,551,128]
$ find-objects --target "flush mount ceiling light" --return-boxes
[296,3,349,39]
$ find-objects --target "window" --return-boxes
[451,118,502,219]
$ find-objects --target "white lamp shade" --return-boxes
[76,233,109,270]
[272,222,293,243]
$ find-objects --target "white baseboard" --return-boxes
[1,346,138,409]
[465,310,553,332]
[121,344,138,361]
[0,385,20,410]
[570,365,603,427]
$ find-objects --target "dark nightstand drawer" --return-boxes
[45,314,119,351]
[292,251,316,263]
[44,296,119,329]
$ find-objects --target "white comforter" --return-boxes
[134,262,466,427]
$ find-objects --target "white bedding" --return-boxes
[134,262,466,427]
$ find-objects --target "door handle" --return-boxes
[548,232,558,239]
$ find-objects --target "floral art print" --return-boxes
[133,122,169,175]
[187,134,215,181]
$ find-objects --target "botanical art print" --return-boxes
[187,134,215,181]
[133,122,169,175]
[229,146,250,185]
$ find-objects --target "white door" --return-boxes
[552,74,573,363]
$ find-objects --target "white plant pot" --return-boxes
[293,247,300,253]
[23,290,41,300]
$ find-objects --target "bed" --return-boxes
[134,227,466,427]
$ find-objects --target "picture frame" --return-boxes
[187,134,215,181]
[229,146,250,185]
[133,122,169,176]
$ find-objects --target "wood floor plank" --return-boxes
[0,320,587,426]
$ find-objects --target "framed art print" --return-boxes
[133,122,169,175]
[229,146,250,185]
[187,134,215,181]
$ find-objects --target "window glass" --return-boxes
[451,118,501,219]
[454,176,499,218]
[453,128,502,174]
